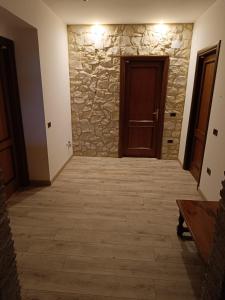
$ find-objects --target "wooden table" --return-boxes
[176,200,219,264]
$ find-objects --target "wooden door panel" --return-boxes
[0,39,20,198]
[128,66,158,120]
[120,57,168,158]
[0,147,15,184]
[128,126,154,149]
[190,139,204,180]
[197,59,215,134]
[190,57,216,180]
[187,45,220,182]
[0,79,10,141]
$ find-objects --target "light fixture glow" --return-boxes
[154,22,169,35]
[91,24,105,37]
[91,24,106,48]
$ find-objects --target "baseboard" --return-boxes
[177,158,184,169]
[29,155,73,187]
[30,180,51,187]
[50,154,73,183]
[198,187,208,201]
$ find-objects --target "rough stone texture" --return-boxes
[68,24,193,158]
[0,171,21,300]
[201,180,225,300]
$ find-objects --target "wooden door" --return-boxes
[184,43,220,182]
[0,37,29,199]
[0,47,18,198]
[120,56,169,158]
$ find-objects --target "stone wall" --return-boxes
[202,179,225,300]
[0,171,21,300]
[68,24,193,158]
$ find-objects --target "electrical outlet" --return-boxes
[167,139,173,144]
[213,129,218,136]
[207,168,212,176]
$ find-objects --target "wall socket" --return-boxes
[66,141,72,148]
[213,129,218,136]
[167,139,173,144]
[207,168,212,176]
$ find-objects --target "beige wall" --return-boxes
[0,7,49,180]
[0,0,73,181]
[68,24,193,158]
[179,0,225,200]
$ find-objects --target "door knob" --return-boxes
[153,109,159,122]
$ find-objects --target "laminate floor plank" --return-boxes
[8,157,204,300]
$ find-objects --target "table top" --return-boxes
[176,200,219,263]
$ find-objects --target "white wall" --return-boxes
[0,0,73,181]
[179,0,225,201]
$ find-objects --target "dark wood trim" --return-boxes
[0,36,29,187]
[30,180,51,187]
[183,41,221,186]
[119,56,169,158]
[30,155,73,187]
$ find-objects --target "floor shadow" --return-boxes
[7,186,48,208]
[179,238,206,300]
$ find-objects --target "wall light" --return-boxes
[91,24,105,36]
[155,23,169,34]
[153,22,169,40]
[91,24,106,48]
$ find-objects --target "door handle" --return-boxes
[153,109,159,122]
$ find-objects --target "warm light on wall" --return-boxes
[153,22,169,40]
[91,24,105,36]
[91,24,106,48]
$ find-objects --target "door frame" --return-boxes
[183,41,221,185]
[119,56,169,158]
[0,36,29,188]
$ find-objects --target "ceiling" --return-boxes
[0,6,35,29]
[42,0,216,24]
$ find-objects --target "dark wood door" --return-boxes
[120,56,169,158]
[0,48,18,198]
[190,53,217,181]
[184,42,220,183]
[0,37,29,199]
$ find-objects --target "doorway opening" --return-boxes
[119,56,169,158]
[183,42,221,183]
[0,36,29,199]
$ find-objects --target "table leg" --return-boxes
[177,211,189,238]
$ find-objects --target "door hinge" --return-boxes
[153,109,159,122]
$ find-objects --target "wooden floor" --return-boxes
[8,157,205,300]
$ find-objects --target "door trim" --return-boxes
[0,36,29,188]
[183,41,221,185]
[119,56,169,158]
